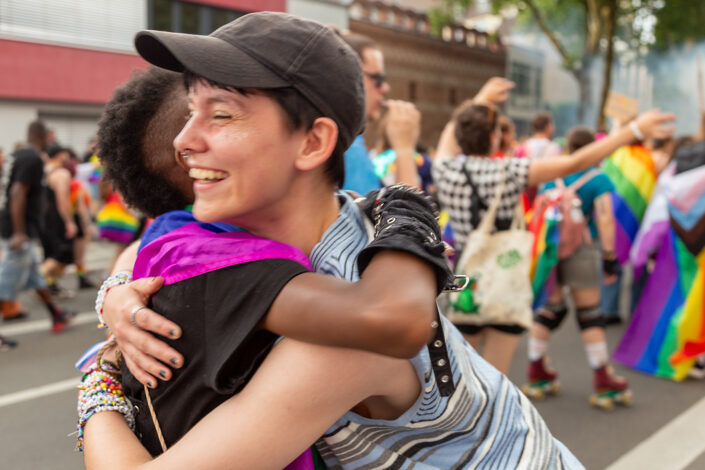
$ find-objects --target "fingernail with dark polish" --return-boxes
[159,370,167,379]
[148,380,155,388]
[169,329,179,338]
[170,357,179,366]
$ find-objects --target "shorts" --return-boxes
[557,242,600,289]
[0,240,47,300]
[454,323,526,336]
[40,231,75,265]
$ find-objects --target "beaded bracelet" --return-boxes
[94,271,133,329]
[76,366,134,452]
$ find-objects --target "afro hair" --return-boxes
[97,67,191,218]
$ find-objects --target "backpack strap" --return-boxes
[568,168,601,192]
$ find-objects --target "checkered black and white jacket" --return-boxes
[433,155,530,252]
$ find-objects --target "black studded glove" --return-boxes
[357,184,454,295]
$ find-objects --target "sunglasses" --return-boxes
[364,71,387,89]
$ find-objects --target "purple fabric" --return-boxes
[631,220,670,272]
[284,449,314,470]
[134,222,312,285]
[615,222,631,265]
[614,233,677,366]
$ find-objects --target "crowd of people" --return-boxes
[1,10,701,469]
[0,119,153,350]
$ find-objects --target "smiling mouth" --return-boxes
[189,168,228,183]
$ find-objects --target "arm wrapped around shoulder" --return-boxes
[357,184,453,294]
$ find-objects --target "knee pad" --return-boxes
[533,302,568,331]
[576,305,605,330]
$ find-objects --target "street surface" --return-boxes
[1,241,704,469]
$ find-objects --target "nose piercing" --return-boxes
[180,151,190,160]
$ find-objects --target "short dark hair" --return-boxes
[97,67,192,217]
[337,31,377,61]
[566,126,595,153]
[454,104,498,156]
[531,111,553,133]
[27,120,47,149]
[184,71,345,188]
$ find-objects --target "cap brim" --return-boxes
[135,30,290,89]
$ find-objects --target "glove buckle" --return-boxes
[444,275,470,292]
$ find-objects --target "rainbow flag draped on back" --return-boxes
[528,199,561,309]
[602,145,657,264]
[614,162,705,380]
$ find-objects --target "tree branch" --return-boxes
[523,0,577,73]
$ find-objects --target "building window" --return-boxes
[149,0,245,34]
[180,2,201,34]
[152,0,173,31]
[409,81,417,102]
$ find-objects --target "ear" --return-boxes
[294,117,338,172]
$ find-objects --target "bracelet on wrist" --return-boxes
[76,365,134,452]
[95,271,133,329]
[629,121,644,141]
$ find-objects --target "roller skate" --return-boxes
[589,365,633,411]
[522,357,561,400]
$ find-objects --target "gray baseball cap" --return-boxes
[134,11,365,149]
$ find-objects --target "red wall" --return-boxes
[187,0,286,11]
[0,40,147,104]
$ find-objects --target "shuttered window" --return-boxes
[0,0,146,52]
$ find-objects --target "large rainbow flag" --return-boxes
[614,162,705,380]
[602,145,657,264]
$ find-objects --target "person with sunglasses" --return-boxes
[338,31,423,193]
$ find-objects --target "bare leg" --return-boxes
[463,332,483,351]
[482,329,521,375]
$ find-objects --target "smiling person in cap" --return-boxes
[84,12,584,470]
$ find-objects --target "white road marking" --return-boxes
[605,395,705,470]
[0,377,79,409]
[0,312,95,336]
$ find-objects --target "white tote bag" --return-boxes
[445,170,534,328]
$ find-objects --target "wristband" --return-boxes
[629,121,644,141]
[95,271,133,329]
[603,256,619,276]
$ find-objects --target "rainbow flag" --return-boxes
[615,162,705,380]
[96,192,139,243]
[528,198,561,309]
[602,145,657,264]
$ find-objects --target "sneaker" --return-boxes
[48,283,75,300]
[52,309,77,333]
[0,335,18,351]
[3,311,29,322]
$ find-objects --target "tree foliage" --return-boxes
[650,0,705,51]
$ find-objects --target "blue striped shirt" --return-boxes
[311,192,583,470]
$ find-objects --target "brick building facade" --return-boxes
[349,0,506,149]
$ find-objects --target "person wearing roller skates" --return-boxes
[524,126,633,411]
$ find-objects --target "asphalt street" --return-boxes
[0,240,703,469]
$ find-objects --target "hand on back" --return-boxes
[102,277,183,387]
